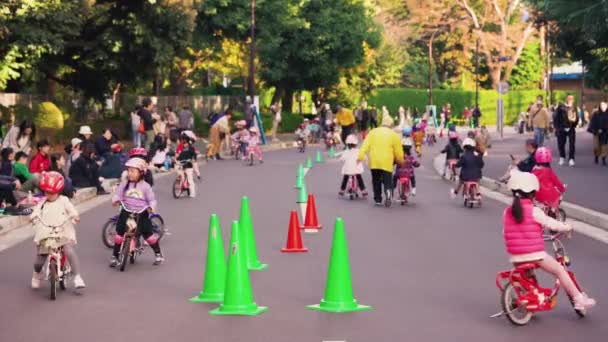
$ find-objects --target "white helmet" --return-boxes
[125,157,148,172]
[345,134,358,145]
[508,171,539,193]
[462,138,476,148]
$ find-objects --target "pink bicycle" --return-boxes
[463,181,481,208]
[396,176,411,205]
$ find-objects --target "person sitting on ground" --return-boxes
[49,153,75,198]
[0,174,24,213]
[395,138,420,196]
[451,138,484,198]
[149,135,170,171]
[441,131,463,178]
[77,125,93,144]
[94,128,117,159]
[29,139,51,174]
[338,135,368,197]
[13,151,39,192]
[69,143,108,195]
[64,138,83,175]
[0,147,14,176]
[99,144,125,179]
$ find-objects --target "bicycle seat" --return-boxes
[513,262,540,271]
[464,181,479,186]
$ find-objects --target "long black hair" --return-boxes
[18,120,36,140]
[510,190,536,223]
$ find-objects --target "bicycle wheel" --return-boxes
[59,264,67,290]
[49,261,57,300]
[172,179,182,199]
[151,215,165,240]
[119,237,130,272]
[101,219,117,248]
[501,283,533,326]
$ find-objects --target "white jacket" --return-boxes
[31,196,79,245]
[340,148,364,175]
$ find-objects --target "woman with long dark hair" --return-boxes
[2,120,36,155]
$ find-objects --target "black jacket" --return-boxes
[457,150,484,181]
[517,153,536,173]
[0,160,12,177]
[554,104,579,131]
[95,136,115,158]
[69,155,101,189]
[588,110,608,145]
[441,143,463,160]
[138,108,154,131]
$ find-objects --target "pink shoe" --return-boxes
[574,293,596,310]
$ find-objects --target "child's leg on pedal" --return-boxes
[254,146,263,161]
[62,243,81,276]
[340,175,349,191]
[454,180,463,194]
[355,174,366,190]
[539,255,581,299]
[185,168,195,197]
[411,175,416,188]
[193,161,201,178]
[112,210,129,258]
[33,253,47,273]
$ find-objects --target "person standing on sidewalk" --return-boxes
[587,100,608,165]
[270,102,282,142]
[357,120,404,206]
[528,96,550,147]
[335,105,356,148]
[138,98,155,149]
[554,94,580,167]
[471,105,481,128]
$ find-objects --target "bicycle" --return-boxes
[172,160,192,198]
[114,203,150,272]
[102,208,164,249]
[39,237,72,300]
[345,175,360,200]
[446,159,458,182]
[296,137,306,153]
[396,176,411,205]
[463,181,481,208]
[493,232,588,326]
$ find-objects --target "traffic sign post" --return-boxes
[497,81,509,139]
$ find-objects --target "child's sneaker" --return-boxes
[573,293,596,310]
[31,271,42,289]
[73,274,86,289]
[153,253,164,265]
[109,256,119,268]
[450,189,457,199]
[338,190,345,196]
[411,188,416,196]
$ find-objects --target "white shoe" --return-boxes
[411,188,416,196]
[31,271,42,289]
[73,274,86,289]
[569,159,575,167]
[559,157,565,166]
[449,189,457,199]
[574,293,596,310]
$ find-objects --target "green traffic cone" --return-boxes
[295,173,304,189]
[315,151,323,163]
[297,182,308,204]
[239,196,267,271]
[307,218,372,313]
[297,163,305,178]
[329,146,335,158]
[210,221,268,316]
[305,157,313,169]
[295,164,304,189]
[190,214,226,303]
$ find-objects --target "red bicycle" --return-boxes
[494,232,588,326]
[463,181,481,208]
[447,159,458,181]
[172,160,191,198]
[40,237,72,300]
[396,176,410,205]
[345,175,360,200]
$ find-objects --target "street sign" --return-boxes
[498,81,509,95]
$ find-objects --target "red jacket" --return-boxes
[503,199,545,256]
[531,166,565,206]
[29,152,50,174]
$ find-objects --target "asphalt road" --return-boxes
[482,129,608,213]
[1,145,606,342]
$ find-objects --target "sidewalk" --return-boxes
[483,129,608,214]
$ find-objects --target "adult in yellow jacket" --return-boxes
[357,121,404,205]
[335,106,356,147]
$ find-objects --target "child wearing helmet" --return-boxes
[531,147,566,212]
[245,126,263,163]
[111,157,164,266]
[123,147,154,186]
[451,138,484,198]
[394,139,420,195]
[412,124,425,157]
[338,135,367,197]
[441,131,463,177]
[295,123,310,145]
[231,121,250,159]
[178,131,201,180]
[30,171,85,289]
[176,133,198,197]
[503,171,595,310]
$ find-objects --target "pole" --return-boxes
[248,0,256,98]
[475,39,479,108]
[429,31,436,106]
[581,61,585,124]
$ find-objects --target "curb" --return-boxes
[432,153,608,233]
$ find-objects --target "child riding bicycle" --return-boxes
[531,147,566,215]
[338,135,367,197]
[394,139,420,196]
[176,132,198,197]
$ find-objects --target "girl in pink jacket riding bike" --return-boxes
[531,147,566,212]
[503,171,595,310]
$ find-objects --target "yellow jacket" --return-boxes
[357,127,404,172]
[335,108,356,127]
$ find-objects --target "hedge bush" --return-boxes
[35,102,64,129]
[368,88,574,125]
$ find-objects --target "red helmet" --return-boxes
[534,147,552,164]
[129,147,147,158]
[39,171,65,194]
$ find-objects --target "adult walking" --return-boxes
[244,98,254,128]
[208,110,231,160]
[335,105,356,148]
[527,96,550,147]
[360,101,370,139]
[138,98,155,148]
[554,94,580,166]
[587,100,608,165]
[2,120,36,155]
[471,105,482,128]
[165,106,178,139]
[357,119,404,206]
[270,102,282,142]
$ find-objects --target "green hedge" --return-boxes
[369,88,574,125]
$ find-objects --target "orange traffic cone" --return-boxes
[302,194,322,232]
[281,211,308,253]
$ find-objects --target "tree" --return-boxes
[510,42,543,90]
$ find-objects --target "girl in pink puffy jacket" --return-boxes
[531,147,566,211]
[503,171,595,310]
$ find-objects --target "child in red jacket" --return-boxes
[29,139,51,174]
[531,147,566,211]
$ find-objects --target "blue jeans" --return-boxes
[534,127,545,147]
[132,128,141,147]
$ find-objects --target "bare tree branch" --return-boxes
[492,0,504,21]
[458,0,480,29]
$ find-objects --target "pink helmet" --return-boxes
[129,147,147,158]
[448,131,458,139]
[39,171,65,194]
[534,147,552,164]
[125,157,148,172]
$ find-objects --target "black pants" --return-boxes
[341,125,354,147]
[371,169,392,203]
[112,209,160,257]
[340,175,366,191]
[472,116,480,128]
[557,129,576,160]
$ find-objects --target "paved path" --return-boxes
[1,146,607,342]
[482,129,608,213]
